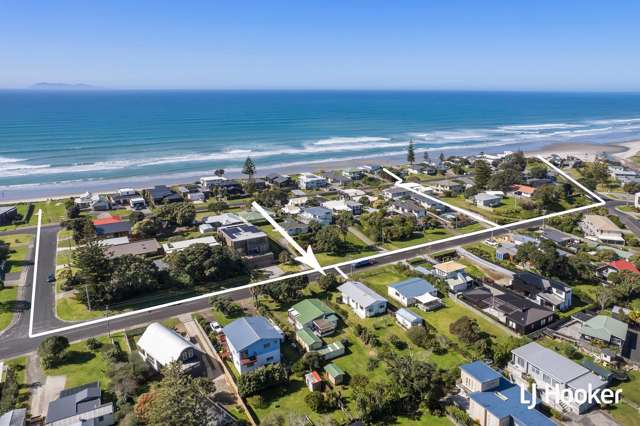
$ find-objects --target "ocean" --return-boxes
[2,90,640,200]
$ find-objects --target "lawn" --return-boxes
[608,402,640,426]
[5,356,29,410]
[441,195,540,224]
[383,228,456,250]
[314,231,379,267]
[615,370,640,406]
[2,233,34,273]
[44,334,128,390]
[0,287,19,331]
[56,294,105,321]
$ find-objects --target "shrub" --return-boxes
[237,364,288,397]
[388,334,407,350]
[86,337,102,350]
[38,335,70,369]
[304,392,325,412]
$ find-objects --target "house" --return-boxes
[45,382,115,426]
[459,361,554,426]
[104,239,162,259]
[495,242,518,260]
[462,286,554,334]
[510,184,536,198]
[431,180,463,195]
[342,167,364,180]
[129,197,147,210]
[298,173,327,190]
[359,164,382,173]
[305,371,323,391]
[510,271,572,312]
[202,212,244,229]
[209,179,244,195]
[0,206,18,226]
[162,236,220,254]
[282,196,308,214]
[299,206,333,226]
[75,192,111,211]
[433,261,472,292]
[580,315,628,349]
[186,191,206,202]
[388,200,426,218]
[339,188,367,200]
[288,298,339,336]
[93,216,131,238]
[320,171,351,186]
[281,219,309,236]
[395,308,423,329]
[199,223,214,234]
[509,342,609,414]
[387,277,440,309]
[337,281,387,319]
[474,192,503,209]
[200,175,227,187]
[223,316,282,374]
[137,322,203,375]
[598,259,640,279]
[0,408,26,426]
[381,186,411,200]
[323,363,345,385]
[265,173,293,188]
[541,227,580,248]
[609,166,639,183]
[146,185,182,205]
[321,199,363,215]
[218,224,274,267]
[296,328,323,352]
[580,214,625,245]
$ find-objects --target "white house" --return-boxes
[298,207,333,226]
[321,199,363,215]
[580,214,625,245]
[474,192,503,209]
[162,236,220,254]
[137,323,203,375]
[382,186,411,200]
[387,277,441,310]
[395,308,423,329]
[298,173,327,190]
[337,281,387,319]
[433,260,472,293]
[129,197,146,210]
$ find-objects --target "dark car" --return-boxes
[47,273,56,283]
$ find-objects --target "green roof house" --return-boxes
[296,327,323,352]
[580,315,628,349]
[323,363,345,385]
[288,298,339,336]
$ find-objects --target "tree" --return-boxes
[473,160,492,190]
[214,168,225,177]
[131,218,159,239]
[107,255,159,302]
[532,184,560,209]
[318,274,340,291]
[73,240,112,285]
[128,210,145,224]
[254,188,289,208]
[237,364,288,397]
[439,152,445,163]
[313,225,345,254]
[278,250,291,264]
[335,211,353,240]
[423,151,430,163]
[528,164,548,179]
[38,336,69,368]
[207,200,228,213]
[242,156,256,178]
[263,276,308,304]
[449,316,482,344]
[407,139,415,165]
[595,287,616,310]
[166,244,246,286]
[155,202,196,227]
[500,150,526,172]
[145,362,217,426]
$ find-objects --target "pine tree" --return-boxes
[474,160,492,190]
[439,152,445,163]
[423,151,430,163]
[242,156,256,177]
[407,139,415,165]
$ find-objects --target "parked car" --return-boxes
[209,321,223,334]
[47,273,56,283]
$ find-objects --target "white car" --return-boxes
[209,321,223,334]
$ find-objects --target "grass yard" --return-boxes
[383,228,455,250]
[441,195,540,224]
[315,231,379,266]
[44,334,128,390]
[0,287,19,331]
[615,370,640,406]
[5,356,29,410]
[1,233,34,273]
[608,402,640,426]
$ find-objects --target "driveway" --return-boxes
[563,409,619,426]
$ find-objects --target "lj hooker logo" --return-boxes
[522,383,622,410]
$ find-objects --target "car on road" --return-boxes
[209,321,223,334]
[47,273,56,283]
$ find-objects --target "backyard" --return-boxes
[2,233,34,273]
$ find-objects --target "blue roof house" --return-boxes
[223,316,282,375]
[459,361,555,426]
[387,277,438,307]
[395,308,423,329]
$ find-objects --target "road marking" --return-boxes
[28,209,42,338]
[28,156,604,339]
[333,266,349,279]
[251,201,325,275]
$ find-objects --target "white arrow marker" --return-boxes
[251,201,326,275]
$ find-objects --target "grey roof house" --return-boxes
[45,382,114,426]
[580,315,628,349]
[337,281,387,319]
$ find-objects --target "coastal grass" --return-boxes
[44,334,128,391]
[3,233,34,273]
[0,287,18,331]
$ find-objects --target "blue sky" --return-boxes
[1,0,639,91]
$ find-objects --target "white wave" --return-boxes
[588,118,640,125]
[313,136,391,146]
[563,127,613,137]
[498,123,586,131]
[0,156,26,164]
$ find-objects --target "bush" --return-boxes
[446,405,474,426]
[305,392,325,412]
[104,346,127,363]
[237,364,288,397]
[0,367,19,413]
[366,357,379,371]
[38,335,70,369]
[86,337,102,350]
[388,334,407,350]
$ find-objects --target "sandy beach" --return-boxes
[528,141,631,160]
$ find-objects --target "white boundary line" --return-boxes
[28,155,604,339]
[28,210,42,337]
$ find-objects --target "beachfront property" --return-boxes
[265,173,294,188]
[137,322,203,376]
[298,172,328,190]
[45,382,115,426]
[223,316,282,375]
[580,214,625,245]
[342,167,364,180]
[74,192,111,211]
[337,281,387,319]
[288,298,339,336]
[320,171,351,186]
[161,235,220,254]
[580,315,628,349]
[321,199,363,215]
[387,277,442,310]
[474,192,503,209]
[129,196,147,209]
[218,223,274,267]
[298,206,333,226]
[387,199,427,218]
[609,165,639,183]
[433,260,472,293]
[509,271,572,312]
[508,342,608,414]
[145,185,183,205]
[459,361,554,426]
[200,175,227,187]
[0,206,18,226]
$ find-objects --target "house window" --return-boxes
[181,349,193,361]
[266,356,274,362]
[543,374,551,385]
[264,342,271,349]
[531,366,540,375]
